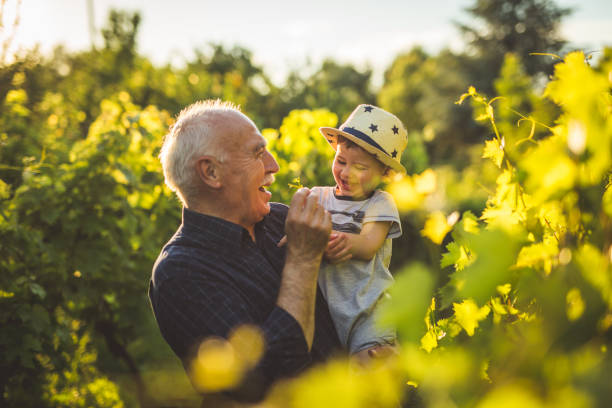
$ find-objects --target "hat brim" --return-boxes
[319,127,406,175]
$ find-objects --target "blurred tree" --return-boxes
[0,0,22,65]
[378,48,481,165]
[457,0,571,93]
[282,59,375,124]
[186,44,285,129]
[378,47,430,132]
[196,44,260,79]
[101,9,141,73]
[380,0,571,165]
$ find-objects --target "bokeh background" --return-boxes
[2,1,612,407]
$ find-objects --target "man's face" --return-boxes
[218,112,279,229]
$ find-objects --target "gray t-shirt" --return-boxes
[312,186,401,353]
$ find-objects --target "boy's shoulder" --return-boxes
[371,188,395,203]
[311,186,334,201]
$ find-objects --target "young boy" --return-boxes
[313,104,407,358]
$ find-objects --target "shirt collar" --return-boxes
[181,207,270,248]
[333,186,376,201]
[181,207,250,248]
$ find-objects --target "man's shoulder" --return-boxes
[151,238,190,287]
[151,229,219,287]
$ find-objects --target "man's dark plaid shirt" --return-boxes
[148,204,342,401]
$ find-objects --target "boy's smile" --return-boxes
[332,142,386,200]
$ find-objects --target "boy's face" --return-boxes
[332,142,386,200]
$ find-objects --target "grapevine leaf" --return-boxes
[454,228,525,304]
[441,241,461,269]
[420,330,438,353]
[421,211,452,245]
[453,299,490,336]
[482,139,504,168]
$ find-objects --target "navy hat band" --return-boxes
[340,126,389,157]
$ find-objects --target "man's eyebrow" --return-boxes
[253,141,267,152]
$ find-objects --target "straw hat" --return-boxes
[320,104,408,174]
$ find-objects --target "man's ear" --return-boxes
[196,156,222,189]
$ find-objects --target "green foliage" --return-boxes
[264,109,338,203]
[42,324,124,408]
[3,2,609,406]
[379,264,434,342]
[429,51,612,405]
[262,50,612,408]
[0,86,180,405]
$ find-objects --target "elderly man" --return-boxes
[148,100,343,403]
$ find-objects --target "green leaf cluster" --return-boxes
[264,50,612,408]
[264,109,337,203]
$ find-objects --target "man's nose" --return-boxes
[264,150,279,174]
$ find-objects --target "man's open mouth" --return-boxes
[259,176,275,194]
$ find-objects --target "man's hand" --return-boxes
[284,187,331,265]
[276,188,332,350]
[324,232,353,263]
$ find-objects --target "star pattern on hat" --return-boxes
[369,123,378,132]
[364,106,373,112]
[391,149,398,158]
[392,125,399,134]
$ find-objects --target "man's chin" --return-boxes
[258,202,271,219]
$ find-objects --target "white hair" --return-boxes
[159,99,241,206]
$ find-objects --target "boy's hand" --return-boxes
[324,232,353,263]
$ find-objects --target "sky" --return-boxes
[3,0,612,86]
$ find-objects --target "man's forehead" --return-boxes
[247,133,267,150]
[212,110,262,140]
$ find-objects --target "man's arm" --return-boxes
[277,188,332,350]
[153,275,313,402]
[325,221,392,262]
[151,188,331,401]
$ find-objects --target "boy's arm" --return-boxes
[325,221,392,262]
